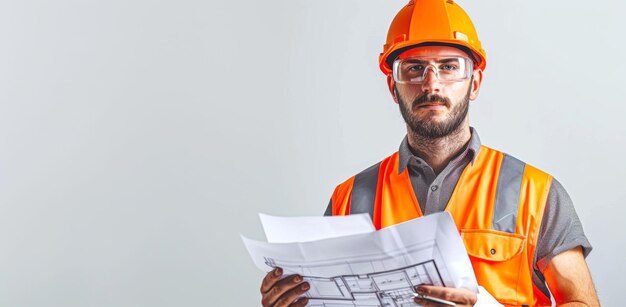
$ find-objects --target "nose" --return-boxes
[420,67,441,94]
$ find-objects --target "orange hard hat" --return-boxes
[379,0,487,75]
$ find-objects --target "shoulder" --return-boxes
[332,152,399,192]
[328,152,398,215]
[480,145,554,182]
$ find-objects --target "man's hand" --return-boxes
[260,267,310,307]
[414,285,477,306]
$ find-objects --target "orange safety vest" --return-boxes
[329,145,553,306]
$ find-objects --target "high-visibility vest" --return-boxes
[329,145,553,306]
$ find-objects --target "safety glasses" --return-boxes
[392,55,474,84]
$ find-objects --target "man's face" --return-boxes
[392,46,480,139]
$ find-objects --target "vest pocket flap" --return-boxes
[461,229,525,262]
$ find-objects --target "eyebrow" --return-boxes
[438,58,461,63]
[403,59,428,64]
[402,57,461,65]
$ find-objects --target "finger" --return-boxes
[416,285,476,305]
[261,267,283,294]
[288,297,309,307]
[262,274,306,307]
[288,294,310,307]
[274,281,310,307]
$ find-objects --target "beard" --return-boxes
[396,82,472,139]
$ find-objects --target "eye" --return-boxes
[441,64,458,71]
[407,64,425,72]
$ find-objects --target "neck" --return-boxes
[406,122,471,175]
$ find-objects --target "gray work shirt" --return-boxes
[329,127,592,297]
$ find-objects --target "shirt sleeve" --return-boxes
[534,178,593,272]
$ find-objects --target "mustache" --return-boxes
[413,94,451,108]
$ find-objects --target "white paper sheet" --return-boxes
[259,213,375,243]
[242,212,478,307]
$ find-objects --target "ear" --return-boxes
[387,74,399,104]
[469,69,483,101]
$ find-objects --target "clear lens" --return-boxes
[393,56,473,84]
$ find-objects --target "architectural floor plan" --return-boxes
[266,256,443,307]
[243,212,478,307]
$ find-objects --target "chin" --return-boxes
[417,114,448,123]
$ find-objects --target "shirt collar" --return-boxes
[398,127,482,174]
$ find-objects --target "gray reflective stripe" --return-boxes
[323,199,332,216]
[349,162,381,219]
[492,154,526,233]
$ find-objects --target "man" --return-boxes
[259,0,599,306]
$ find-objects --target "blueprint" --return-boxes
[242,212,478,307]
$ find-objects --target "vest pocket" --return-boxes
[462,229,525,261]
[461,229,526,306]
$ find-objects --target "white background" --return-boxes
[0,0,623,306]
